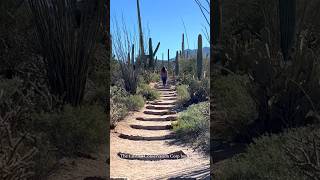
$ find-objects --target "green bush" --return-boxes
[110,86,145,127]
[143,71,159,84]
[176,84,190,105]
[188,77,209,103]
[215,125,320,180]
[173,102,209,152]
[212,74,257,140]
[126,95,144,111]
[137,83,160,101]
[32,105,106,155]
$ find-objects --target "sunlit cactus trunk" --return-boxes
[279,0,296,62]
[197,34,203,80]
[136,0,145,66]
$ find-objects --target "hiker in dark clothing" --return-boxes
[160,66,168,87]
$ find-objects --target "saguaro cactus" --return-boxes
[167,49,170,69]
[197,34,203,80]
[279,0,296,61]
[182,33,185,58]
[175,51,179,76]
[148,37,160,69]
[131,44,135,65]
[137,0,145,66]
[212,0,222,64]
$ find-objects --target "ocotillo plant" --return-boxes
[182,33,185,58]
[197,34,203,80]
[175,51,179,76]
[28,0,102,106]
[279,0,296,62]
[137,0,145,66]
[148,37,160,69]
[128,52,131,65]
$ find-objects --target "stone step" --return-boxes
[117,150,187,161]
[150,102,176,105]
[160,94,177,98]
[130,124,172,130]
[161,97,177,101]
[136,116,177,121]
[146,105,173,110]
[118,133,175,141]
[143,110,177,115]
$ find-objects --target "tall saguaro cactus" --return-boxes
[182,33,185,58]
[28,0,102,106]
[167,49,170,69]
[175,51,179,76]
[148,38,160,69]
[137,0,145,66]
[279,0,296,61]
[197,34,203,80]
[131,44,135,66]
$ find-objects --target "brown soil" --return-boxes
[110,82,210,179]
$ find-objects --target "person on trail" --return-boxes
[160,66,168,87]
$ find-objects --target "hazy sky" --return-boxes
[111,0,210,59]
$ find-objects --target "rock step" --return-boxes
[136,116,177,121]
[157,89,176,92]
[118,133,175,141]
[150,102,176,105]
[146,105,173,110]
[117,150,187,161]
[161,97,177,101]
[161,94,177,97]
[130,124,172,130]
[143,110,177,115]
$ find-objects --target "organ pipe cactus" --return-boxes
[279,0,296,62]
[197,34,203,80]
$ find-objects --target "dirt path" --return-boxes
[110,81,210,180]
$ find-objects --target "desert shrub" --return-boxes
[142,71,159,84]
[215,125,320,180]
[173,102,210,152]
[32,105,106,155]
[110,86,145,127]
[126,95,144,111]
[188,77,209,103]
[137,83,160,101]
[212,74,257,141]
[176,84,190,106]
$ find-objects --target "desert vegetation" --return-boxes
[210,0,320,179]
[0,0,108,179]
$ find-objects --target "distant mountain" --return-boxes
[165,47,210,61]
[185,47,210,58]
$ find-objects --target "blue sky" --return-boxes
[111,0,210,60]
